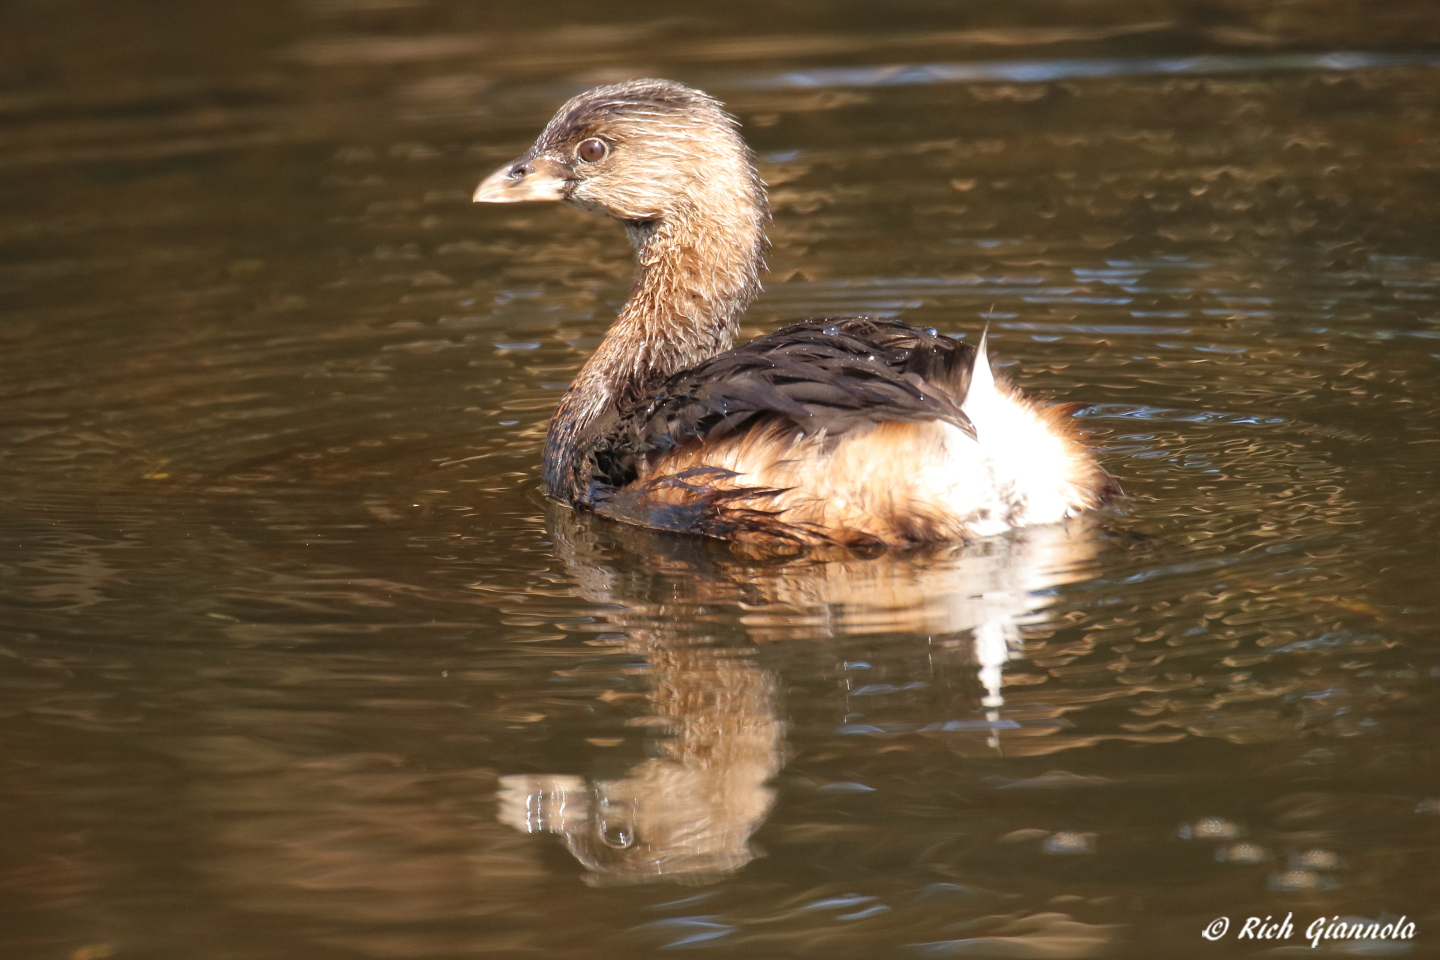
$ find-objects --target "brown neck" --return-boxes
[544,187,768,502]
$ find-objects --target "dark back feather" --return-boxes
[586,318,979,495]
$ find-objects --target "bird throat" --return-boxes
[543,191,768,503]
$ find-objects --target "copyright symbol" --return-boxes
[1202,917,1230,941]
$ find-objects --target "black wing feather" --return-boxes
[590,318,979,492]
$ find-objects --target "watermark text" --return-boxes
[1203,913,1414,949]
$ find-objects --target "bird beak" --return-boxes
[472,155,570,203]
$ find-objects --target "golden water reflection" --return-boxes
[500,512,1102,885]
[6,0,1440,954]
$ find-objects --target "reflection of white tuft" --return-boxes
[499,509,1105,884]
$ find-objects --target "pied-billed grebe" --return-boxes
[474,79,1118,548]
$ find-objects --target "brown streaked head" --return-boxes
[472,78,764,224]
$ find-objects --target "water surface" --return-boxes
[4,2,1440,957]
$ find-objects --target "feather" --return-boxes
[583,318,980,494]
[481,79,1119,548]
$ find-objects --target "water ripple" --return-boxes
[745,51,1440,91]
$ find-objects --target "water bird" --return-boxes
[473,79,1117,548]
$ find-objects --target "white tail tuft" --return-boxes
[965,324,997,409]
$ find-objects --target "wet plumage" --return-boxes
[474,79,1118,548]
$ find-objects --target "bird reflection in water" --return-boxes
[499,509,1103,884]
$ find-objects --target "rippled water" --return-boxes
[5,2,1440,958]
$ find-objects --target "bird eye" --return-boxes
[577,138,607,163]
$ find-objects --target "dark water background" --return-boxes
[5,1,1440,957]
